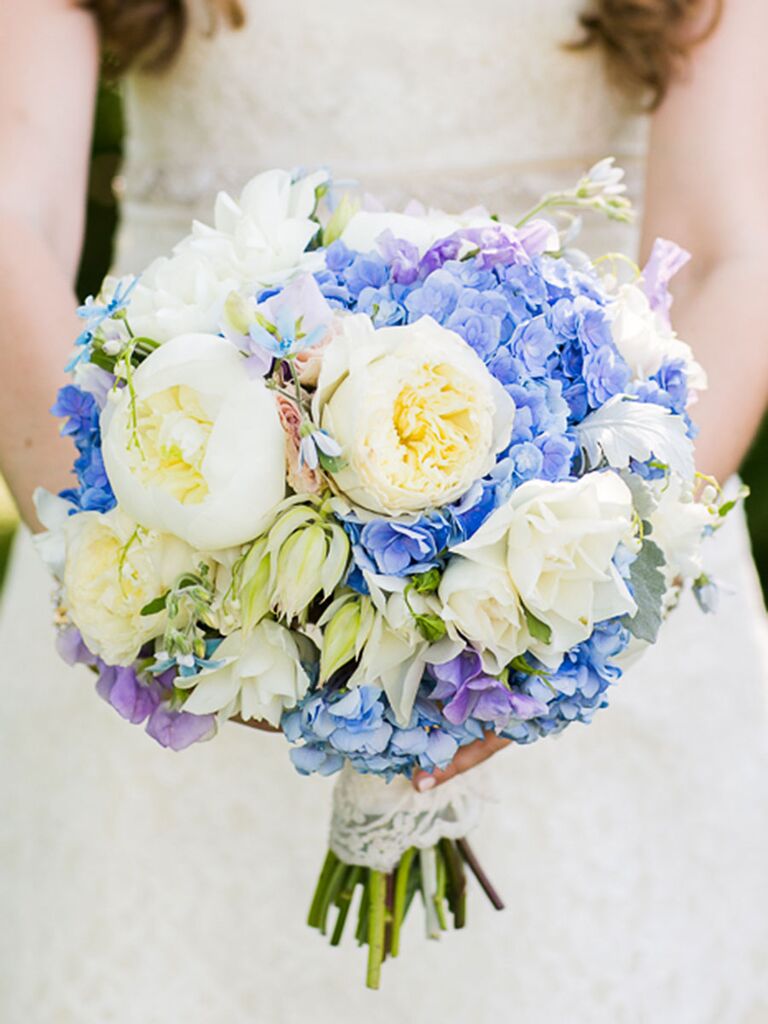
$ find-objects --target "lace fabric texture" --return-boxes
[329,764,486,872]
[2,1,768,1021]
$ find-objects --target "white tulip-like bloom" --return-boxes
[179,621,310,726]
[452,472,637,667]
[62,509,193,666]
[101,334,285,550]
[313,314,515,516]
[127,169,327,341]
[608,284,707,392]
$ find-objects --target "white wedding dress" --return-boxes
[2,1,767,1020]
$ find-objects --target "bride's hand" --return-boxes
[412,733,510,791]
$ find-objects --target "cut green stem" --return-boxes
[366,870,387,990]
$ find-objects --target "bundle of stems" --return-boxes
[307,837,504,989]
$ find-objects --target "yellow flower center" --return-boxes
[386,362,488,495]
[129,385,213,504]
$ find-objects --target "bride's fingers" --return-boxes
[412,733,510,791]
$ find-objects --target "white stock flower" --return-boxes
[101,334,285,550]
[313,314,515,515]
[439,559,529,674]
[179,620,310,726]
[453,472,637,667]
[62,509,193,666]
[609,284,707,392]
[127,169,327,342]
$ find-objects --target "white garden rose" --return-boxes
[313,314,515,515]
[453,472,637,667]
[62,509,193,666]
[439,558,529,674]
[126,248,239,342]
[101,334,285,550]
[178,620,310,726]
[127,169,327,342]
[608,284,707,392]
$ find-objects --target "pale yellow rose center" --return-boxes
[387,362,487,493]
[130,385,213,504]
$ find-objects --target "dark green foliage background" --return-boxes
[1,85,766,596]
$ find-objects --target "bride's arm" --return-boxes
[640,0,768,482]
[0,0,99,527]
[412,0,768,791]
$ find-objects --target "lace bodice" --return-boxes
[113,0,648,274]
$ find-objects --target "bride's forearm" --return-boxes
[670,257,768,483]
[0,210,80,528]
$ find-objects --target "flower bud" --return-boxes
[319,596,374,682]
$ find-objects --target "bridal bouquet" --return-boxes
[36,162,734,987]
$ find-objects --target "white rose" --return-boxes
[453,472,637,667]
[62,509,193,666]
[439,558,529,674]
[126,248,239,342]
[101,334,285,550]
[647,474,710,586]
[313,314,515,515]
[127,169,327,342]
[609,284,707,391]
[178,621,310,726]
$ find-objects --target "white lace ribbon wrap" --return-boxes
[329,762,486,873]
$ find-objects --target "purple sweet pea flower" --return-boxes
[430,650,547,727]
[642,237,691,326]
[145,705,218,750]
[55,626,97,667]
[96,663,159,725]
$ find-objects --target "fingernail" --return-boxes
[416,776,436,792]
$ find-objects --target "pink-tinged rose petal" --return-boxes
[294,335,330,386]
[275,392,321,494]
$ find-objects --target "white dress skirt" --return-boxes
[1,1,767,1020]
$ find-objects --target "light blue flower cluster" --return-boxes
[501,618,631,744]
[282,619,632,778]
[283,685,485,780]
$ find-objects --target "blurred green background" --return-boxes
[0,84,766,594]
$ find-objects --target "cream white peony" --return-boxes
[452,472,637,667]
[62,509,193,666]
[608,284,707,392]
[127,169,328,341]
[439,559,530,674]
[178,621,310,726]
[313,314,515,515]
[101,333,285,550]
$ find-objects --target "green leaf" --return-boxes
[509,654,549,678]
[621,539,666,643]
[318,451,347,474]
[140,593,168,616]
[409,568,441,595]
[413,614,447,644]
[523,607,552,645]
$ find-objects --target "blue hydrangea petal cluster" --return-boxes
[51,384,116,513]
[502,618,631,744]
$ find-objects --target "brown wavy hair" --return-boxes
[84,0,720,107]
[576,0,722,109]
[80,0,245,73]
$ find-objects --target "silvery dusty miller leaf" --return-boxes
[576,397,694,478]
[622,539,666,643]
